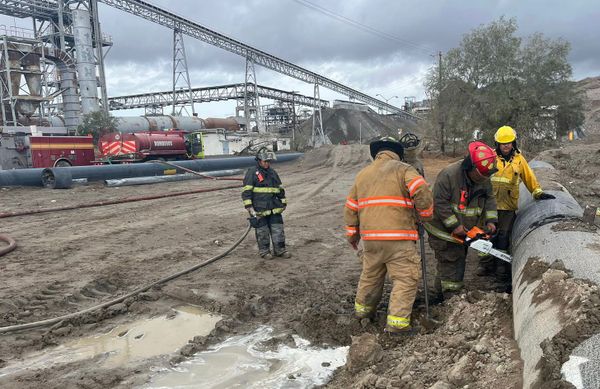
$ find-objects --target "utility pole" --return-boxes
[359,122,362,144]
[438,51,445,153]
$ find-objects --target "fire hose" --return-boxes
[0,224,252,334]
[0,234,17,257]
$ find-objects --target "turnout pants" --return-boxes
[429,236,468,293]
[255,213,287,256]
[478,210,516,279]
[354,240,421,330]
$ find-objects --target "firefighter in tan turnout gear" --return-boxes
[424,141,498,300]
[344,136,434,334]
[242,148,291,260]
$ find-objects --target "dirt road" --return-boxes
[0,145,522,388]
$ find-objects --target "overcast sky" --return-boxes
[1,0,599,118]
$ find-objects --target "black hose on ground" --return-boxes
[0,234,17,257]
[0,224,252,334]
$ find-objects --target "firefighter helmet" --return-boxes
[369,136,404,159]
[256,147,277,162]
[494,126,517,144]
[399,132,421,149]
[468,141,496,176]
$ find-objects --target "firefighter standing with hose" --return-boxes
[242,148,291,260]
[344,136,433,334]
[424,141,498,301]
[477,126,555,282]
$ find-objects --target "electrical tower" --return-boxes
[311,83,325,146]
[171,27,195,116]
[242,56,263,133]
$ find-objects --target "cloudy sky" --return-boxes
[2,0,599,118]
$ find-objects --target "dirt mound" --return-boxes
[536,143,600,209]
[577,77,600,136]
[295,108,418,148]
[299,144,371,170]
[325,290,521,389]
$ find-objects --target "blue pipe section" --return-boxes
[0,153,303,187]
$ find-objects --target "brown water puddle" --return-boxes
[0,306,220,377]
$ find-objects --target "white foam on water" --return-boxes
[145,326,348,389]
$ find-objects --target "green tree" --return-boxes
[76,111,119,144]
[425,17,584,152]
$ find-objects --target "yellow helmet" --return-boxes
[494,126,517,144]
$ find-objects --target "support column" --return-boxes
[72,8,100,114]
[244,56,263,133]
[311,82,325,147]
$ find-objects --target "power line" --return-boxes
[291,0,433,55]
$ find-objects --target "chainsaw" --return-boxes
[453,226,512,264]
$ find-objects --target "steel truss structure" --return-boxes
[107,83,329,111]
[96,0,419,120]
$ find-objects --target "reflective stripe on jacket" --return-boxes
[344,150,433,242]
[491,152,542,211]
[425,160,497,244]
[241,163,286,213]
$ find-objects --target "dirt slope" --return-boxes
[295,108,419,148]
[0,145,521,388]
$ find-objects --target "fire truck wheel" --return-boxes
[54,159,72,168]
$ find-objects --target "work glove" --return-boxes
[451,225,468,238]
[247,208,256,217]
[248,216,260,228]
[537,192,555,200]
[348,235,360,251]
[485,222,497,235]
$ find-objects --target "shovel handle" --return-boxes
[417,224,430,319]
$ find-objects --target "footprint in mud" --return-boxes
[80,278,120,298]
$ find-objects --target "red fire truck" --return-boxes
[0,134,95,169]
[96,130,205,163]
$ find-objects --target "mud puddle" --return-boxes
[145,326,348,388]
[0,306,220,377]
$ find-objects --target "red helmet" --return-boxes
[468,141,496,176]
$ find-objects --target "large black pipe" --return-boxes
[0,153,303,187]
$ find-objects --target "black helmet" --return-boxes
[399,132,421,149]
[369,136,404,159]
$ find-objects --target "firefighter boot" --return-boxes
[476,255,496,276]
[276,251,291,259]
[384,325,419,337]
[495,261,512,283]
[441,280,464,300]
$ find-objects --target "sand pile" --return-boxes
[295,108,418,148]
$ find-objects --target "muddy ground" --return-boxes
[1,145,522,388]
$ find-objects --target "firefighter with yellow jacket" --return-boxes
[425,141,498,299]
[344,137,433,334]
[477,126,555,281]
